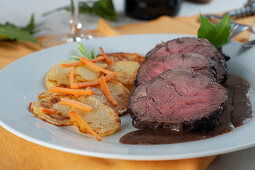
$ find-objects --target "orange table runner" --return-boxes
[97,15,255,43]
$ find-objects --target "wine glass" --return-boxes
[42,0,93,48]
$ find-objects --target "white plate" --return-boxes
[0,34,255,160]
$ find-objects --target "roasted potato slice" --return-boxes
[31,91,121,136]
[70,96,121,136]
[38,90,54,99]
[106,52,145,64]
[87,80,130,116]
[45,60,107,89]
[107,61,140,89]
[74,63,107,82]
[45,62,72,89]
[29,92,76,126]
[30,90,92,126]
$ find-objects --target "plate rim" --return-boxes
[2,118,255,160]
[0,34,254,160]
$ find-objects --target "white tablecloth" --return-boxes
[1,0,254,169]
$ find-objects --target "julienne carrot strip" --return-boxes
[60,98,92,112]
[79,57,115,75]
[69,111,102,141]
[72,80,100,89]
[49,87,94,96]
[39,107,58,115]
[60,61,83,67]
[99,76,118,107]
[60,56,104,66]
[90,56,104,63]
[99,47,114,64]
[70,67,75,89]
[72,73,119,89]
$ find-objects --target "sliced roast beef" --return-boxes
[146,37,227,83]
[128,68,228,132]
[135,52,220,86]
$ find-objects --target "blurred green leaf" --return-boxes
[91,0,117,20]
[0,25,37,43]
[0,14,37,43]
[22,14,35,34]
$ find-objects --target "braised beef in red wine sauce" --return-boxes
[120,73,252,145]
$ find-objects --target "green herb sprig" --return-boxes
[198,14,231,49]
[0,14,37,43]
[72,42,99,60]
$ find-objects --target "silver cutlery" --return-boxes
[229,22,255,40]
[230,22,255,48]
[228,3,255,19]
[203,4,255,21]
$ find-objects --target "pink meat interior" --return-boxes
[137,52,213,84]
[130,69,228,123]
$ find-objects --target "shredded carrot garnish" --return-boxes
[60,98,92,112]
[91,56,104,63]
[69,110,102,141]
[60,61,83,67]
[39,107,58,115]
[70,67,75,89]
[99,76,118,106]
[99,47,114,64]
[72,80,101,89]
[72,73,118,89]
[49,87,94,96]
[79,57,115,75]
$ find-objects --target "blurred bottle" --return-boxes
[125,0,182,20]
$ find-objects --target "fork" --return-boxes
[227,22,255,48]
[229,22,255,40]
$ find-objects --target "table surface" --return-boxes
[1,0,255,169]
